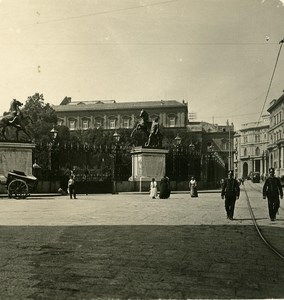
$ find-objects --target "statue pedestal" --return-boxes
[129,147,169,182]
[0,142,35,178]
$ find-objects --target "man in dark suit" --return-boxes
[221,170,240,220]
[262,168,283,221]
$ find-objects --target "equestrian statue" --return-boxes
[0,99,32,142]
[130,109,163,148]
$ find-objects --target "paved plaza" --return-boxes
[0,184,284,299]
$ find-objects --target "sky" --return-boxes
[0,0,284,129]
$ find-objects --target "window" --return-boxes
[244,148,247,156]
[123,118,130,128]
[109,119,116,129]
[95,118,103,129]
[221,139,228,150]
[69,120,76,131]
[167,114,176,127]
[82,120,89,130]
[57,119,64,126]
[255,147,260,156]
[169,117,176,127]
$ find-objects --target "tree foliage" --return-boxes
[22,93,57,143]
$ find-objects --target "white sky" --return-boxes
[0,0,284,129]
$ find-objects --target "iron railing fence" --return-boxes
[33,142,205,183]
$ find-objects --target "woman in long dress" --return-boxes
[150,178,158,199]
[159,176,170,199]
[189,176,198,197]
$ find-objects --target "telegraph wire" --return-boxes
[0,0,181,33]
[1,42,282,46]
[257,38,284,124]
[36,0,182,25]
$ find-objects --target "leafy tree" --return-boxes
[22,93,57,143]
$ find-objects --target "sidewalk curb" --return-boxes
[0,190,221,198]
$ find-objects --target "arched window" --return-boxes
[122,116,131,129]
[108,116,117,129]
[167,114,177,127]
[94,117,104,129]
[68,118,77,131]
[81,118,90,130]
[255,147,260,156]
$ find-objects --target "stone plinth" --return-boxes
[0,142,35,177]
[129,147,169,182]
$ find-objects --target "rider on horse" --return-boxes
[9,99,22,125]
[145,116,161,147]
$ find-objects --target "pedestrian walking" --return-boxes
[159,175,170,199]
[262,168,283,221]
[68,175,77,199]
[150,178,158,199]
[189,176,198,197]
[221,170,240,220]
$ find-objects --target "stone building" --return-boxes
[235,115,269,179]
[267,93,284,177]
[188,121,234,187]
[53,97,188,130]
[52,98,232,189]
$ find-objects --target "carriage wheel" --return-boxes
[8,179,29,199]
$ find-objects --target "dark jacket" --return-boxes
[221,178,240,198]
[263,177,283,198]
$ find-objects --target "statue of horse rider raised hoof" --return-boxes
[145,116,162,148]
[0,98,32,142]
[130,109,163,148]
[9,99,23,125]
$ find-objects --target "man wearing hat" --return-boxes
[221,170,240,220]
[262,168,283,221]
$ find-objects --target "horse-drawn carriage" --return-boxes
[2,170,38,199]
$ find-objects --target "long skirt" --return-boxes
[190,186,198,197]
[150,187,157,198]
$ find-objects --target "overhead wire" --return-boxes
[36,0,182,25]
[257,38,284,124]
[0,0,182,33]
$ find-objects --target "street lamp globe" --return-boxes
[113,131,121,143]
[174,134,182,146]
[50,126,58,140]
[189,142,195,151]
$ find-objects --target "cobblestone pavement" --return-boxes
[0,184,284,299]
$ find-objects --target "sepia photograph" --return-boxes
[0,0,284,299]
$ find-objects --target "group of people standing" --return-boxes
[150,176,171,199]
[149,176,199,199]
[221,168,282,221]
[67,167,282,223]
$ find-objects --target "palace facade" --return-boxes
[52,97,232,189]
[53,97,188,131]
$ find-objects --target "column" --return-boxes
[180,112,185,127]
[260,158,263,175]
[117,114,121,129]
[281,146,284,170]
[104,115,107,129]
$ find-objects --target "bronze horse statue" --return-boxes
[130,109,163,148]
[130,109,152,139]
[0,100,32,141]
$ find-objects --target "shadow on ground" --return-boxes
[0,225,283,299]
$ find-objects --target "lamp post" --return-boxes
[50,126,58,141]
[207,144,214,188]
[48,126,59,193]
[112,131,121,194]
[48,126,58,171]
[188,141,195,178]
[174,134,182,180]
